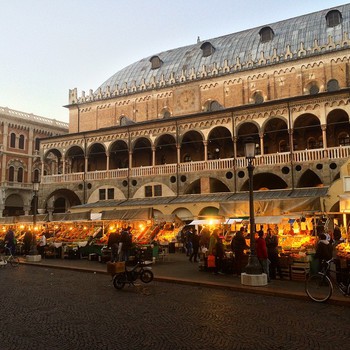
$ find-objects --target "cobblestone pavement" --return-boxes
[1,265,350,350]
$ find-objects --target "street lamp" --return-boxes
[29,180,40,256]
[244,137,263,275]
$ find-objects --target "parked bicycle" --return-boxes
[0,245,20,267]
[305,258,350,302]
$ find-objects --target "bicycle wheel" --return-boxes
[140,270,154,283]
[112,274,126,290]
[305,273,333,302]
[9,256,19,267]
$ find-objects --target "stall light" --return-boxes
[34,226,38,231]
[69,227,73,230]
[20,225,25,229]
[54,225,58,229]
[139,224,144,230]
[109,225,115,231]
[83,226,87,230]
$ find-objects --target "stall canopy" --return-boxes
[101,208,152,221]
[153,213,183,226]
[16,214,49,223]
[254,215,298,224]
[189,219,223,225]
[51,211,91,222]
[218,187,329,217]
[0,214,49,224]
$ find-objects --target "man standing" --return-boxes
[107,230,120,262]
[119,226,132,262]
[265,228,283,280]
[256,230,270,282]
[231,227,248,276]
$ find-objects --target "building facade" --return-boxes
[0,107,68,218]
[39,4,350,224]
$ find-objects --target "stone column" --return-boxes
[321,124,327,148]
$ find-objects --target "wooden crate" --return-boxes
[106,261,125,274]
[280,266,291,280]
[291,262,309,281]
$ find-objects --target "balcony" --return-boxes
[41,145,350,184]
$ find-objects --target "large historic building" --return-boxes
[38,4,350,225]
[0,107,68,218]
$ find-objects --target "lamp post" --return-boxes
[29,180,40,256]
[244,138,263,275]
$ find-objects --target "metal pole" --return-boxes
[30,190,38,255]
[245,158,262,274]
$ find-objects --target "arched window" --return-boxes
[19,134,25,149]
[163,110,171,118]
[150,55,163,70]
[327,79,340,92]
[35,137,40,151]
[326,10,342,27]
[119,115,134,126]
[259,26,274,43]
[10,133,16,148]
[200,42,215,57]
[309,84,320,95]
[8,166,15,182]
[253,91,264,104]
[17,167,23,182]
[33,169,40,182]
[208,101,223,111]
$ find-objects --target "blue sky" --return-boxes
[0,0,345,122]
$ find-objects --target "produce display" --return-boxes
[279,235,316,252]
[336,242,350,259]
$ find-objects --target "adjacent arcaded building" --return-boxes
[0,107,68,217]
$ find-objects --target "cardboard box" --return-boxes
[107,261,125,274]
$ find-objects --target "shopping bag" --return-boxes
[207,254,216,268]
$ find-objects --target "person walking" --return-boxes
[107,230,120,262]
[189,229,200,263]
[119,226,132,262]
[256,230,270,282]
[208,229,219,256]
[214,235,225,275]
[265,228,283,280]
[38,232,47,258]
[23,231,33,255]
[231,227,248,276]
[4,227,16,255]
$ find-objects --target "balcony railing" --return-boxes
[41,145,350,184]
[1,181,34,190]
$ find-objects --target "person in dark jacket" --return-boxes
[265,228,283,280]
[231,227,248,276]
[119,227,132,262]
[23,231,33,255]
[214,236,225,275]
[4,227,16,255]
[189,229,200,263]
[314,233,332,272]
[107,230,120,262]
[256,230,269,281]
